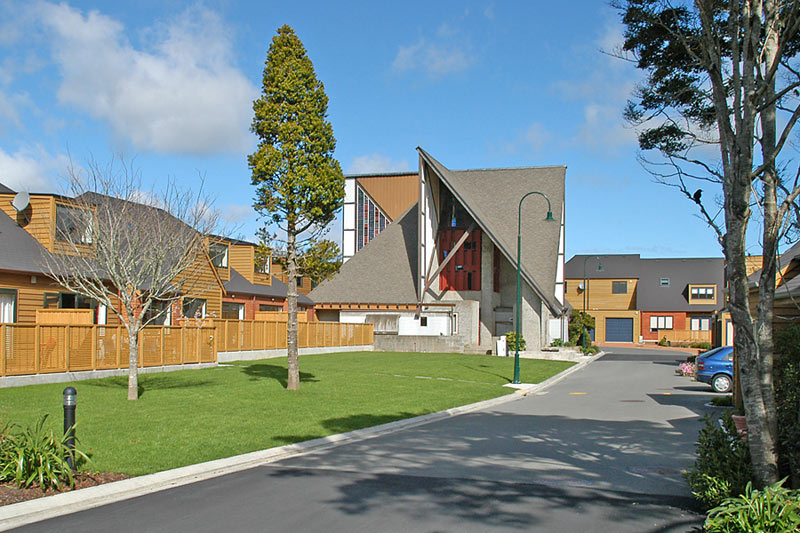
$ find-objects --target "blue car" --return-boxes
[695,346,734,393]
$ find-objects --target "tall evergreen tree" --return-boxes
[249,25,344,390]
[618,0,800,486]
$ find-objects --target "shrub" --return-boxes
[774,326,800,484]
[568,309,595,345]
[692,342,712,350]
[685,412,752,510]
[504,331,526,352]
[0,415,89,491]
[710,395,733,407]
[704,479,800,533]
[550,338,564,347]
[581,344,600,355]
[658,336,669,346]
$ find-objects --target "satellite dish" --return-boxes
[578,282,585,290]
[11,191,30,212]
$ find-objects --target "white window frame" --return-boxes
[649,315,673,330]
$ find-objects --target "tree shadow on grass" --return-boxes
[240,362,318,388]
[455,362,510,383]
[272,412,423,445]
[83,374,214,398]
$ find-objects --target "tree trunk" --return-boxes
[286,222,299,391]
[127,325,139,401]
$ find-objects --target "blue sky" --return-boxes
[0,0,739,259]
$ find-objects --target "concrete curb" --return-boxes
[0,354,601,530]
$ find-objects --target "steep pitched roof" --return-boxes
[0,182,14,194]
[565,254,641,279]
[0,210,51,274]
[225,267,313,306]
[309,204,419,304]
[418,148,566,315]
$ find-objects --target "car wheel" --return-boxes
[711,373,732,393]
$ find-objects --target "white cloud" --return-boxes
[220,203,255,224]
[37,3,258,155]
[0,146,67,191]
[522,122,550,151]
[393,23,473,77]
[573,103,639,151]
[347,154,411,174]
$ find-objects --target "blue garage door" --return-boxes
[606,318,633,342]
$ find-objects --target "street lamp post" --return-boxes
[582,256,602,350]
[513,191,555,384]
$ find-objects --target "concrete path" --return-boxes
[11,347,713,532]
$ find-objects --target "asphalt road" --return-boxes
[15,347,713,532]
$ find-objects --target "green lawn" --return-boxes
[0,352,573,476]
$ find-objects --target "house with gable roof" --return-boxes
[311,148,568,352]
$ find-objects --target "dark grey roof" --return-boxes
[345,171,417,178]
[0,210,51,274]
[638,257,725,312]
[418,148,566,315]
[567,254,725,312]
[224,268,313,306]
[309,203,419,304]
[0,182,14,194]
[565,254,641,279]
[749,241,800,285]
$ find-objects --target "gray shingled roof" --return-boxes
[0,210,51,274]
[565,254,641,279]
[309,203,419,304]
[225,268,313,306]
[0,182,14,194]
[418,148,566,315]
[638,258,725,312]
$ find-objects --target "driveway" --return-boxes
[13,347,712,532]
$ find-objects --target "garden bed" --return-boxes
[0,472,129,507]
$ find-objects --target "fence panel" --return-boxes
[0,323,217,377]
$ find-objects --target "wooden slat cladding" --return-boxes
[357,174,419,221]
[0,194,55,251]
[0,272,122,325]
[172,252,224,319]
[564,278,638,311]
[229,244,255,283]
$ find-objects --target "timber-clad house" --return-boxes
[0,182,310,326]
[564,254,726,345]
[311,148,568,352]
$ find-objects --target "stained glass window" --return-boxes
[356,184,388,251]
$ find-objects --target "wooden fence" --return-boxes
[1,320,374,377]
[0,324,216,377]
[215,320,373,352]
[655,329,712,344]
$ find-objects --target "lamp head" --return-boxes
[545,211,555,221]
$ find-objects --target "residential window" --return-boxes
[420,316,428,327]
[649,315,673,330]
[55,204,93,244]
[660,278,670,287]
[222,302,245,320]
[259,304,282,312]
[0,289,17,323]
[452,313,459,335]
[58,292,102,324]
[690,286,715,300]
[255,258,270,274]
[612,281,627,294]
[209,242,229,268]
[144,300,172,326]
[182,298,207,319]
[690,316,712,331]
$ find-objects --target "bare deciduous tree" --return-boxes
[44,159,219,400]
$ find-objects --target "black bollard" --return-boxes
[63,386,77,470]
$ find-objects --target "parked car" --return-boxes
[695,346,734,393]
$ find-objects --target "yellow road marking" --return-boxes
[569,392,587,395]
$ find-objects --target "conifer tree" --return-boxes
[249,25,344,390]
